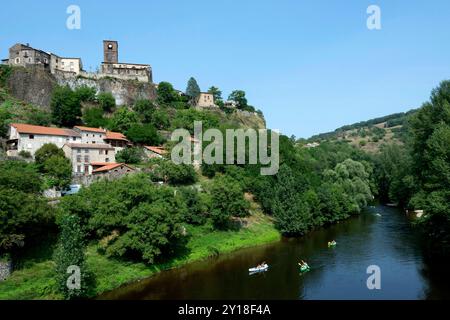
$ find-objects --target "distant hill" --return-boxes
[307,109,418,153]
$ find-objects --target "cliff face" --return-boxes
[6,67,157,108]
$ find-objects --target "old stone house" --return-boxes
[195,92,216,108]
[104,131,130,152]
[63,143,115,175]
[101,40,152,82]
[144,146,167,159]
[7,123,81,157]
[92,162,135,177]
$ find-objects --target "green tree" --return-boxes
[97,92,116,112]
[228,90,248,110]
[209,175,250,229]
[185,77,201,101]
[74,85,96,103]
[157,82,180,105]
[0,188,53,255]
[149,159,197,185]
[35,143,66,171]
[109,107,139,132]
[50,86,81,127]
[126,123,162,145]
[116,147,145,164]
[0,160,42,193]
[82,107,108,128]
[43,155,72,189]
[208,86,223,107]
[178,187,211,225]
[54,214,94,299]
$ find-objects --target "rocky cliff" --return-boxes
[6,67,157,108]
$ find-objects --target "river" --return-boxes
[100,205,450,300]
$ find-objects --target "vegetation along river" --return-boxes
[100,205,450,300]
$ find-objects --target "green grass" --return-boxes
[0,212,280,300]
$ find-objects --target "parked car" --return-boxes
[61,184,81,196]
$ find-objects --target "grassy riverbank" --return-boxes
[0,211,280,300]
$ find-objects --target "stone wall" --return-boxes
[54,71,157,106]
[6,66,56,108]
[0,260,12,281]
[6,67,157,108]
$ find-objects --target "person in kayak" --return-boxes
[298,260,309,268]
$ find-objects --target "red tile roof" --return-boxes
[11,123,80,137]
[92,163,134,173]
[74,126,106,133]
[144,146,167,155]
[105,131,128,141]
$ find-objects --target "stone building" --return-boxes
[104,131,130,152]
[74,126,107,144]
[92,163,135,177]
[6,123,81,157]
[144,146,167,159]
[101,40,152,82]
[195,92,216,108]
[6,43,83,75]
[63,143,115,175]
[7,43,51,71]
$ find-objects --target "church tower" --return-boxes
[103,40,118,64]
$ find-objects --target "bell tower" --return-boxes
[103,40,118,64]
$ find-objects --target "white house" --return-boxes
[7,123,81,157]
[73,126,107,144]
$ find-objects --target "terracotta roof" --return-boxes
[11,123,80,137]
[92,163,134,173]
[90,162,111,166]
[144,146,167,155]
[105,131,128,141]
[64,143,114,150]
[74,126,106,133]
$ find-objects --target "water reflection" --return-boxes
[99,205,450,300]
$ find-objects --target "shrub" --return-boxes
[97,92,116,112]
[18,150,32,159]
[51,85,81,127]
[116,147,145,164]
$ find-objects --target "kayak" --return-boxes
[299,265,310,273]
[249,264,269,273]
[328,241,337,247]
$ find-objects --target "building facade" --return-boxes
[101,40,152,82]
[74,126,107,144]
[63,143,115,175]
[8,43,51,71]
[196,92,216,108]
[7,123,81,157]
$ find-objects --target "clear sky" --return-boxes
[2,0,450,138]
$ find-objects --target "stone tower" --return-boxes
[103,40,118,63]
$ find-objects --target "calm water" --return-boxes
[100,205,450,300]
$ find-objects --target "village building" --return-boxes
[195,92,216,108]
[101,40,152,82]
[224,100,238,108]
[73,126,107,144]
[7,43,51,71]
[5,43,83,75]
[104,131,130,152]
[92,163,135,177]
[63,143,115,175]
[6,123,81,157]
[143,146,167,159]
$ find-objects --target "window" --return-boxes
[92,141,96,144]
[105,150,108,155]
[29,134,34,139]
[84,149,88,153]
[99,150,103,155]
[77,149,81,154]
[105,158,110,163]
[15,57,20,64]
[73,137,76,141]
[77,165,81,173]
[77,155,81,162]
[84,155,89,162]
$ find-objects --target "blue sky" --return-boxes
[2,0,450,138]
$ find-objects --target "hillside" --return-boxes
[0,65,266,144]
[307,109,417,153]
